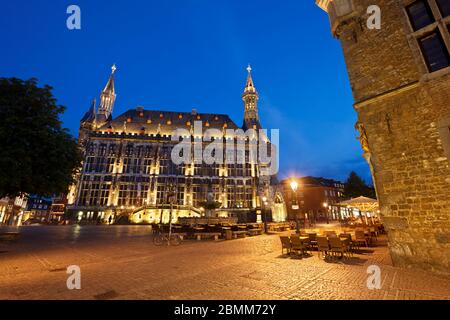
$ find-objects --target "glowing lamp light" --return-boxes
[290,180,298,192]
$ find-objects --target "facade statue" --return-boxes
[355,121,370,153]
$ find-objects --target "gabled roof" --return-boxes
[300,176,344,187]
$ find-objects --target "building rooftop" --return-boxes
[281,176,344,188]
[96,107,239,136]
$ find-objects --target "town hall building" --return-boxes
[66,66,287,224]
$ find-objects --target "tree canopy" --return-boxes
[343,171,376,199]
[0,78,82,198]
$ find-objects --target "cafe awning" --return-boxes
[338,196,379,213]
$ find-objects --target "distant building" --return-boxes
[0,196,28,226]
[281,176,345,223]
[23,196,52,223]
[49,193,67,223]
[67,65,287,224]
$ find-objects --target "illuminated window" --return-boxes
[406,1,435,31]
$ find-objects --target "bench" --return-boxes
[194,232,221,241]
[0,232,20,242]
[232,230,247,239]
[247,228,263,236]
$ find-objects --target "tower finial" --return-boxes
[111,64,117,74]
[243,64,256,94]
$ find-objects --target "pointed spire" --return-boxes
[102,64,116,94]
[97,64,117,122]
[80,98,97,123]
[243,64,257,94]
[242,64,261,130]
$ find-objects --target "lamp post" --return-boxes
[290,180,300,234]
[167,183,177,246]
[323,202,329,224]
[262,196,268,233]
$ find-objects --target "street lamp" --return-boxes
[167,183,177,246]
[323,202,329,224]
[262,196,268,233]
[290,179,300,233]
[290,180,298,193]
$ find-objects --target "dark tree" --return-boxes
[343,171,376,199]
[0,78,82,198]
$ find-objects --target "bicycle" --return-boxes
[153,231,182,246]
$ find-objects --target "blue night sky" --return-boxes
[0,0,372,184]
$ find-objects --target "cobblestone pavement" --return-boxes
[0,226,449,300]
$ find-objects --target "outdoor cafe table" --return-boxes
[291,235,309,241]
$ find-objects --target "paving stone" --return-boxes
[0,226,449,300]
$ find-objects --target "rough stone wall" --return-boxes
[328,0,450,274]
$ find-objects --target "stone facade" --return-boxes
[67,66,287,225]
[317,0,450,274]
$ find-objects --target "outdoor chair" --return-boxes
[290,236,310,257]
[369,227,378,241]
[339,233,352,241]
[354,230,369,248]
[325,231,337,238]
[377,224,385,234]
[316,236,330,259]
[308,233,318,250]
[280,236,292,255]
[339,233,354,252]
[329,237,350,259]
